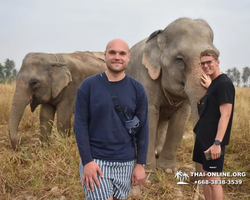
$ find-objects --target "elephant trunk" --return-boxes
[185,60,207,128]
[9,84,30,150]
[185,60,207,172]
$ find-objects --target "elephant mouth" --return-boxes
[30,95,53,112]
[30,95,41,112]
[162,86,187,106]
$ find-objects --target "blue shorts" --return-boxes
[79,159,135,200]
[193,137,225,172]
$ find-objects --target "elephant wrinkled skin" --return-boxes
[9,51,106,150]
[125,18,219,171]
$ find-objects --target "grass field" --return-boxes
[0,84,249,200]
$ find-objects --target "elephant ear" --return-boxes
[50,62,72,98]
[142,29,166,80]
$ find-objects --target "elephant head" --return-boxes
[126,18,219,171]
[142,18,218,127]
[9,53,72,150]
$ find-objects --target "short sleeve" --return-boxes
[217,81,235,106]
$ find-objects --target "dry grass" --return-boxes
[0,84,249,200]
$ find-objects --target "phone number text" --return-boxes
[194,180,242,185]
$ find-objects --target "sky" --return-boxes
[0,0,249,73]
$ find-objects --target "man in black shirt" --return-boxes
[193,49,235,200]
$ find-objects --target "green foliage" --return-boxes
[224,66,250,87]
[242,66,250,87]
[0,58,17,84]
[225,67,241,86]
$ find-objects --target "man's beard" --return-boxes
[107,64,126,73]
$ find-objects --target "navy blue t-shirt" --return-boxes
[74,73,149,166]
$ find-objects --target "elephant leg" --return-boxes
[56,102,74,137]
[146,104,160,169]
[155,120,168,158]
[157,101,191,172]
[40,104,56,143]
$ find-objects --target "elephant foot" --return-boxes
[145,161,156,172]
[11,142,21,151]
[156,160,178,173]
[165,168,178,174]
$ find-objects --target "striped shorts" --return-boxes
[79,159,135,200]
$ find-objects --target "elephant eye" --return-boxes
[175,57,185,67]
[29,79,40,89]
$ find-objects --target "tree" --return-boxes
[4,59,16,78]
[0,59,17,84]
[232,67,241,86]
[0,63,6,83]
[226,67,241,86]
[226,68,234,82]
[242,66,250,87]
[13,69,17,77]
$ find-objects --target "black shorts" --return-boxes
[193,137,225,172]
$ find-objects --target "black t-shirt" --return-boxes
[193,74,235,145]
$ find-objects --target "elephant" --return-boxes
[125,18,219,172]
[9,51,107,150]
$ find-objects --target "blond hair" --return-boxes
[200,49,219,60]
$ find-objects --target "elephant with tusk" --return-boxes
[125,17,219,172]
[9,51,106,150]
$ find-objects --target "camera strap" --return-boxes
[100,72,127,127]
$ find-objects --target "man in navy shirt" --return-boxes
[74,39,149,200]
[193,49,235,200]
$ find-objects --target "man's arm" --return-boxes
[135,85,149,165]
[132,85,149,185]
[74,87,93,165]
[74,81,103,191]
[204,103,232,159]
[215,103,233,142]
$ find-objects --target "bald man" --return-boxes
[74,39,149,200]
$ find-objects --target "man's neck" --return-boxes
[210,71,222,80]
[105,70,126,82]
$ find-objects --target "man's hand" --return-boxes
[201,73,211,89]
[82,161,104,191]
[132,164,146,186]
[204,144,221,160]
